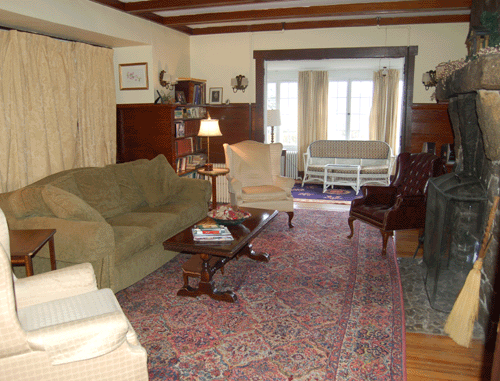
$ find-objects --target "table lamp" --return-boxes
[267,109,281,143]
[198,113,222,170]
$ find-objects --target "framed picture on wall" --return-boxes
[209,87,223,104]
[119,62,149,90]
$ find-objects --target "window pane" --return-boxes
[267,83,277,110]
[279,82,298,147]
[349,81,373,141]
[328,81,348,140]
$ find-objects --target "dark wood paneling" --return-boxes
[409,103,454,156]
[206,103,255,163]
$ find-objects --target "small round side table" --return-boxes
[197,167,230,210]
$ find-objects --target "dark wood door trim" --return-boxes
[253,46,418,151]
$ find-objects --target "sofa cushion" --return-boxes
[42,185,105,222]
[134,200,206,229]
[106,211,179,243]
[132,155,182,207]
[8,186,54,218]
[112,225,152,264]
[108,161,147,212]
[72,167,125,219]
[49,174,83,198]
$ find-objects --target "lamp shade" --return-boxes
[198,117,222,137]
[267,109,281,126]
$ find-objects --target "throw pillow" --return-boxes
[8,186,54,218]
[132,155,182,207]
[42,185,105,222]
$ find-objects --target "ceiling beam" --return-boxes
[123,0,299,13]
[189,13,470,35]
[156,0,471,26]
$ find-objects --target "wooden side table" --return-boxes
[10,229,57,276]
[197,167,230,209]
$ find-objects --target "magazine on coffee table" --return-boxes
[192,223,234,242]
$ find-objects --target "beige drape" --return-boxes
[0,30,116,193]
[297,71,329,171]
[369,69,400,154]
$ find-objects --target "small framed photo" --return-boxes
[209,87,223,104]
[175,122,185,138]
[119,62,149,90]
[176,91,187,104]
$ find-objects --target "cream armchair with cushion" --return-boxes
[223,140,295,228]
[0,208,148,381]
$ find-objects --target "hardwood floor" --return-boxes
[294,202,490,380]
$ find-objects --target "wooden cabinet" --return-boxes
[116,103,207,175]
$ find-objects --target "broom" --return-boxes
[444,196,499,347]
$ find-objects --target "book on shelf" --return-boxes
[175,121,185,138]
[175,137,193,156]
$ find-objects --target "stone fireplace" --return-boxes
[435,54,500,338]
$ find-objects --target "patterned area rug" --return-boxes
[292,182,361,204]
[117,210,406,380]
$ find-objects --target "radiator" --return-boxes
[284,151,299,180]
[212,163,231,204]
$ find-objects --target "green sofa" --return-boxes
[0,155,211,292]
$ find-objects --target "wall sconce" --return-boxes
[231,75,248,93]
[159,70,176,90]
[422,70,437,90]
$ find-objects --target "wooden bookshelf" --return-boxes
[116,103,207,176]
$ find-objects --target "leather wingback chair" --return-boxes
[0,207,148,380]
[223,140,295,228]
[347,152,447,255]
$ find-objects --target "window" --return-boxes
[328,80,373,140]
[266,81,298,149]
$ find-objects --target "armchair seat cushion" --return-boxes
[350,203,392,225]
[242,185,287,202]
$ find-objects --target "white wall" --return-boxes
[0,0,190,104]
[190,23,469,104]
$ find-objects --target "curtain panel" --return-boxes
[369,69,400,155]
[0,30,116,193]
[297,71,329,171]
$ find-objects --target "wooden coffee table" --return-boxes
[163,207,278,303]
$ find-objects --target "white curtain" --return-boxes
[0,30,116,193]
[369,69,400,154]
[297,71,329,171]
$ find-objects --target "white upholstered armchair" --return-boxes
[0,208,148,381]
[223,140,295,228]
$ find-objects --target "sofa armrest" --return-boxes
[6,217,115,263]
[15,263,98,309]
[175,177,211,203]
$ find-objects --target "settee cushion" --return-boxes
[8,186,53,218]
[106,212,178,243]
[131,155,182,207]
[73,168,125,219]
[112,225,152,264]
[41,185,105,222]
[109,161,147,212]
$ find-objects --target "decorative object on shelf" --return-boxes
[231,74,248,93]
[422,70,437,90]
[209,87,223,104]
[176,91,187,104]
[159,70,177,90]
[267,109,281,143]
[198,112,222,170]
[119,62,149,90]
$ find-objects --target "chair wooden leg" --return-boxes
[380,230,394,256]
[287,212,294,228]
[347,216,356,239]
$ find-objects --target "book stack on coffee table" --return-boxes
[192,219,234,243]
